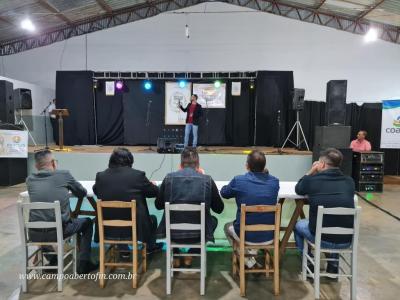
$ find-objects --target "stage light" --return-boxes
[21,18,35,32]
[178,80,187,88]
[144,80,152,90]
[115,80,124,90]
[250,79,255,89]
[365,28,378,43]
[214,80,221,88]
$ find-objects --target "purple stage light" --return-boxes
[115,80,124,90]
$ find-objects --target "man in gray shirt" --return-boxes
[27,150,97,274]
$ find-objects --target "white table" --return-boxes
[20,180,307,254]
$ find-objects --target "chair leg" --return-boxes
[314,249,321,299]
[99,241,105,288]
[142,243,147,273]
[273,246,280,296]
[232,249,237,276]
[200,246,205,296]
[132,244,138,288]
[73,235,77,274]
[22,246,28,292]
[351,251,357,300]
[166,246,171,295]
[239,248,245,297]
[57,245,64,292]
[302,240,308,281]
[265,250,270,278]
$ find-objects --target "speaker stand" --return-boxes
[281,110,309,151]
[14,109,37,146]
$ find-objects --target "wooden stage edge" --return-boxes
[28,145,312,155]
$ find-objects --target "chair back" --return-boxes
[96,200,137,243]
[314,205,361,250]
[17,200,64,245]
[165,202,205,246]
[239,204,281,247]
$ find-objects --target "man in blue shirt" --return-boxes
[221,150,280,268]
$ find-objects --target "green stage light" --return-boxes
[214,80,221,88]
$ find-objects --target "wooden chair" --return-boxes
[97,200,146,288]
[231,204,281,297]
[17,200,77,292]
[302,205,361,299]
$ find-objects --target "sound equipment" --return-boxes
[326,80,347,125]
[352,151,384,192]
[0,80,14,124]
[13,88,32,109]
[157,137,178,153]
[292,88,305,110]
[312,126,352,176]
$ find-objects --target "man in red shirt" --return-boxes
[180,94,202,148]
[350,130,372,152]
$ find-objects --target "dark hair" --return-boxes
[319,148,343,168]
[34,149,52,168]
[181,147,199,169]
[108,147,134,168]
[192,94,198,100]
[247,150,266,172]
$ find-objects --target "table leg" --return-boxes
[280,199,305,256]
[71,197,84,218]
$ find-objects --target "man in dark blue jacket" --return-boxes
[155,147,224,267]
[221,150,279,268]
[294,148,355,275]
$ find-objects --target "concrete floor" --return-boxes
[1,184,399,300]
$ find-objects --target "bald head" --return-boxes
[34,150,56,171]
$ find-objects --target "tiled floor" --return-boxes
[1,184,399,300]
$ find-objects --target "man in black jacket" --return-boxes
[93,148,160,253]
[180,94,202,148]
[294,148,355,275]
[155,147,224,267]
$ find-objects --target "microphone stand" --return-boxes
[41,102,53,150]
[146,100,154,151]
[274,110,285,154]
[203,98,211,151]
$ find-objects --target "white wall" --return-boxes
[1,2,400,102]
[0,75,55,144]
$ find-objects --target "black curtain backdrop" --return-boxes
[95,80,124,145]
[55,71,95,145]
[255,71,294,147]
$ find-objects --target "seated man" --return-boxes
[93,147,161,254]
[350,130,372,152]
[155,147,224,267]
[221,150,279,268]
[294,148,355,275]
[27,150,97,274]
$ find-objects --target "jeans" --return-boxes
[184,123,198,148]
[30,217,93,262]
[294,219,351,268]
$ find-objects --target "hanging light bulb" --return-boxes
[185,24,190,39]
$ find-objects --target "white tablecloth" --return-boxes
[19,180,305,200]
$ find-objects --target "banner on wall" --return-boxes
[0,130,28,158]
[165,82,192,125]
[380,100,400,149]
[193,83,226,108]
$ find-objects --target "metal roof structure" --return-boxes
[0,0,399,55]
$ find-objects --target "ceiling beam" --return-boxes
[95,0,113,13]
[356,0,385,21]
[37,0,73,25]
[315,0,327,10]
[0,15,14,26]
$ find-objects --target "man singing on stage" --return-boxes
[180,94,202,148]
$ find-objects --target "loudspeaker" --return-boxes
[0,158,27,186]
[292,88,305,110]
[326,80,347,125]
[0,80,14,124]
[14,88,32,109]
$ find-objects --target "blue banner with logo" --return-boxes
[381,100,400,148]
